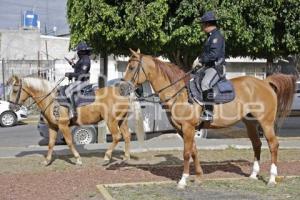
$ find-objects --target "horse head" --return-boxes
[124,48,150,86]
[124,49,186,94]
[7,75,30,105]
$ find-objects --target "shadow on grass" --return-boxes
[105,153,250,180]
[15,147,140,165]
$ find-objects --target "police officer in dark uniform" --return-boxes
[192,11,226,121]
[65,41,92,118]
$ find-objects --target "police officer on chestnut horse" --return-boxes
[193,11,226,122]
[65,41,92,118]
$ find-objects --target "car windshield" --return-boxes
[107,79,120,85]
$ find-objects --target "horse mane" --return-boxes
[151,57,187,84]
[23,77,54,92]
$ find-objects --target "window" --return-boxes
[116,61,127,78]
[135,85,143,97]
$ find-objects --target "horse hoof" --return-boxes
[123,156,130,162]
[267,181,277,187]
[102,160,111,166]
[41,160,51,166]
[104,155,111,161]
[194,177,203,185]
[76,159,82,166]
[249,174,258,180]
[177,183,186,190]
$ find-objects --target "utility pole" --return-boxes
[2,59,5,100]
[45,40,49,60]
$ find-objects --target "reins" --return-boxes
[130,56,193,104]
[13,77,65,113]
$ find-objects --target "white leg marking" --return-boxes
[249,161,260,179]
[268,163,277,185]
[177,173,189,189]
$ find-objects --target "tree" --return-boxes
[67,0,300,71]
[219,0,300,61]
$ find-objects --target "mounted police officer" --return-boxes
[192,11,226,121]
[65,41,92,118]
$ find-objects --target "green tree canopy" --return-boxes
[67,0,300,70]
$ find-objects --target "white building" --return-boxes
[0,29,268,86]
[226,57,267,79]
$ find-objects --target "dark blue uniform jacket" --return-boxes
[200,28,225,67]
[68,55,91,81]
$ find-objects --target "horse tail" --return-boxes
[129,92,145,147]
[264,74,297,121]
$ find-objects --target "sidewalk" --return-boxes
[22,114,39,124]
[0,134,299,158]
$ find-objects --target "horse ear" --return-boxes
[137,48,140,53]
[7,75,19,85]
[129,48,139,57]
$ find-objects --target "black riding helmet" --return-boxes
[74,41,92,56]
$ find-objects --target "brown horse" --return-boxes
[8,75,144,165]
[124,49,297,189]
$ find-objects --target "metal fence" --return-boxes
[0,59,55,100]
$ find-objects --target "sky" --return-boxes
[0,0,69,35]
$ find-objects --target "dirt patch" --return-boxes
[0,149,300,200]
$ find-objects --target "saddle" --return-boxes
[56,84,96,108]
[188,73,235,104]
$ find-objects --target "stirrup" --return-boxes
[69,109,77,119]
[201,110,213,121]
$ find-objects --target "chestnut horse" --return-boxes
[124,49,296,189]
[8,75,144,165]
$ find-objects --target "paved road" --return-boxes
[232,117,300,137]
[0,116,299,148]
[277,116,300,136]
[0,123,44,147]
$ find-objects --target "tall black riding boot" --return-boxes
[201,89,214,121]
[69,93,77,119]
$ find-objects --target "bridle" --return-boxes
[14,79,23,105]
[127,56,193,103]
[128,55,148,85]
[11,77,65,113]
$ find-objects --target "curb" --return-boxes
[1,141,300,158]
[97,181,175,200]
[130,144,300,153]
[21,120,38,124]
[96,185,114,200]
[96,176,300,200]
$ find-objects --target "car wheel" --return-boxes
[72,126,97,144]
[0,111,17,127]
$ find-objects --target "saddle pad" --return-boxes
[188,77,235,104]
[217,80,233,93]
[56,85,96,108]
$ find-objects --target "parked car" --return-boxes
[290,80,300,115]
[38,79,207,144]
[38,116,98,144]
[0,100,27,127]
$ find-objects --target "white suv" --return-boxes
[0,100,27,127]
[291,81,300,114]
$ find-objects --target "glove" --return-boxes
[65,72,73,80]
[192,57,202,69]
